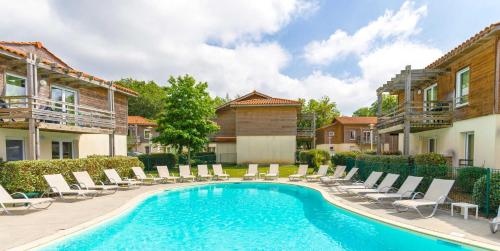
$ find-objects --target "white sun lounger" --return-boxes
[393,179,455,218]
[44,174,98,199]
[323,167,359,186]
[347,173,399,195]
[289,164,308,181]
[156,166,179,183]
[320,165,346,184]
[305,165,329,182]
[132,167,163,184]
[490,206,499,233]
[197,165,213,181]
[179,165,196,182]
[336,171,383,192]
[0,184,54,214]
[366,176,423,202]
[264,164,279,180]
[104,169,141,188]
[73,171,119,193]
[212,164,229,180]
[243,164,258,180]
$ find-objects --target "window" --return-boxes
[144,129,151,140]
[349,130,356,140]
[51,86,77,115]
[52,141,73,159]
[456,67,470,106]
[428,138,436,153]
[5,74,27,108]
[363,131,371,143]
[6,139,24,161]
[145,146,150,154]
[465,132,474,162]
[328,131,334,137]
[424,84,437,111]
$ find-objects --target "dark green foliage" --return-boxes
[114,78,167,119]
[299,96,340,128]
[456,167,488,193]
[0,157,143,193]
[138,153,177,171]
[414,153,447,166]
[472,172,500,213]
[299,149,330,169]
[331,151,360,166]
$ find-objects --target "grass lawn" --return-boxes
[146,165,323,178]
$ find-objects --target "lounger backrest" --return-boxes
[332,165,346,178]
[179,165,191,177]
[248,164,258,175]
[198,165,209,176]
[297,164,308,175]
[156,166,170,178]
[317,165,329,176]
[396,176,423,194]
[73,171,96,188]
[132,167,147,179]
[363,171,383,188]
[104,169,123,183]
[344,168,358,180]
[268,164,279,175]
[44,174,71,192]
[213,164,224,176]
[0,185,13,200]
[377,173,399,191]
[423,179,455,203]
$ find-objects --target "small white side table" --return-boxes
[258,173,267,179]
[451,202,478,220]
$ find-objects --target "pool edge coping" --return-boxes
[11,181,500,251]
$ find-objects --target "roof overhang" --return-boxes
[377,68,448,94]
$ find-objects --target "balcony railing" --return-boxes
[377,100,453,133]
[0,96,115,130]
[127,136,140,145]
[297,128,315,138]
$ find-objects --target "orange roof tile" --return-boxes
[334,116,377,125]
[127,116,157,126]
[427,22,500,69]
[232,97,301,106]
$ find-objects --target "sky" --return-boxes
[1,0,499,114]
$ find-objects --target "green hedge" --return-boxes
[456,167,488,193]
[331,151,360,166]
[414,153,447,166]
[299,149,330,169]
[138,153,177,171]
[0,156,143,193]
[472,172,500,214]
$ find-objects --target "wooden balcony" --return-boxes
[377,100,453,134]
[127,135,140,145]
[0,96,115,134]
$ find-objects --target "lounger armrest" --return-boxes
[50,186,63,198]
[399,190,414,198]
[411,192,424,200]
[98,181,106,186]
[383,187,398,194]
[10,192,29,199]
[70,184,82,190]
[78,183,88,190]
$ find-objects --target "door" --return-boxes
[423,84,437,111]
[51,86,77,124]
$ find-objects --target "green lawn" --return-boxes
[146,165,326,178]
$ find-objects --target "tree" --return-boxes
[154,75,219,162]
[212,94,231,108]
[369,94,398,115]
[300,96,340,128]
[352,107,374,117]
[114,78,167,119]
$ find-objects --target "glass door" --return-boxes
[423,84,437,111]
[51,86,77,124]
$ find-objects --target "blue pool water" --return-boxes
[42,183,476,250]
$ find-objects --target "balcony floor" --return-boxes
[0,121,113,134]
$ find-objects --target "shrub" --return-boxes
[299,149,330,169]
[414,153,447,166]
[472,172,500,214]
[414,164,449,192]
[0,156,143,193]
[139,153,177,171]
[331,151,360,166]
[355,155,411,185]
[456,167,488,193]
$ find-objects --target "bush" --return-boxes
[0,156,143,193]
[414,153,447,166]
[472,172,500,214]
[456,167,488,193]
[355,155,411,185]
[299,149,330,169]
[331,151,360,166]
[138,153,177,171]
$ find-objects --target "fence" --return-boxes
[345,157,500,217]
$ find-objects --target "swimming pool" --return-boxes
[41,183,477,250]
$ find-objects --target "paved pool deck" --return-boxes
[1,179,499,250]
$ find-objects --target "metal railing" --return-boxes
[377,100,453,131]
[0,96,115,129]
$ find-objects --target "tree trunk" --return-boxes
[187,144,191,165]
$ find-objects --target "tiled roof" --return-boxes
[334,116,377,125]
[427,22,500,69]
[0,41,138,96]
[232,97,301,106]
[0,41,71,68]
[127,116,157,126]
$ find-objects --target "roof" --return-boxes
[217,90,300,110]
[127,116,157,126]
[334,116,377,125]
[211,136,236,143]
[427,22,500,69]
[0,41,138,97]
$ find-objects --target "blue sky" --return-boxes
[1,0,499,114]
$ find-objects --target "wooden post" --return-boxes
[108,82,115,156]
[26,53,40,160]
[403,65,412,156]
[376,92,382,155]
